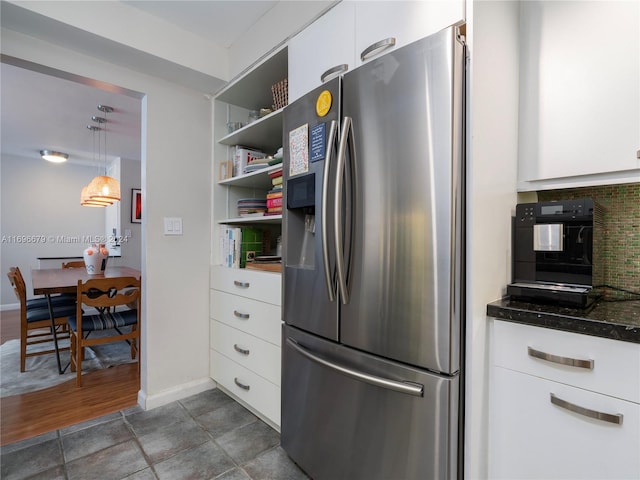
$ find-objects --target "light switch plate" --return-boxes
[164,217,183,235]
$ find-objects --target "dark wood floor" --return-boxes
[0,309,140,446]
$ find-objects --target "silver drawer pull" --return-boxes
[234,377,250,391]
[528,346,594,370]
[320,64,348,83]
[360,37,396,61]
[233,310,250,319]
[233,280,250,288]
[550,393,623,425]
[233,344,250,355]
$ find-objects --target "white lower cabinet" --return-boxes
[210,266,282,429]
[210,350,281,427]
[489,321,640,479]
[490,366,640,479]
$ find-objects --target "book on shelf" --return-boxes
[268,166,283,175]
[232,146,266,177]
[266,191,283,200]
[220,226,264,268]
[267,197,282,209]
[271,176,283,186]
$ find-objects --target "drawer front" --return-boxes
[490,367,640,480]
[210,350,281,427]
[211,265,281,305]
[211,320,281,386]
[493,320,640,402]
[210,289,282,346]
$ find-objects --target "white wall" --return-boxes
[465,1,520,479]
[0,154,105,306]
[115,158,142,271]
[8,0,229,83]
[1,28,214,406]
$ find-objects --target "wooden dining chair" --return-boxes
[69,276,141,386]
[61,261,85,269]
[7,267,76,372]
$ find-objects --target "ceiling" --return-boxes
[0,0,283,167]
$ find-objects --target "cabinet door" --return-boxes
[288,1,355,102]
[493,320,640,403]
[518,1,640,187]
[490,367,640,480]
[354,0,464,66]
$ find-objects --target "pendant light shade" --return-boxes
[81,104,120,206]
[81,185,112,207]
[86,175,121,202]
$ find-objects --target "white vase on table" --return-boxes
[83,244,109,274]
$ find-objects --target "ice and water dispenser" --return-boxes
[285,173,316,269]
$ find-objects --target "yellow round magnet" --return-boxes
[316,90,332,117]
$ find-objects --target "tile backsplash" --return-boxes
[537,183,639,299]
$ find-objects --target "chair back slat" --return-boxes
[7,267,27,306]
[62,261,85,269]
[77,277,140,310]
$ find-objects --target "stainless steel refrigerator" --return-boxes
[281,24,466,480]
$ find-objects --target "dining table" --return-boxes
[32,266,141,374]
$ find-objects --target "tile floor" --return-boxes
[0,388,310,480]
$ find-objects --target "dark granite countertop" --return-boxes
[487,297,640,344]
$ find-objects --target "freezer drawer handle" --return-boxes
[234,344,250,356]
[321,64,348,83]
[234,378,250,391]
[287,338,423,397]
[550,393,623,425]
[528,346,594,370]
[233,310,250,319]
[360,37,396,61]
[233,280,250,288]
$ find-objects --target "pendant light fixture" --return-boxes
[86,105,121,203]
[81,125,112,207]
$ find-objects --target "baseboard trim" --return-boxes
[137,377,217,410]
[1,303,19,312]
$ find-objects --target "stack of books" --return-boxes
[266,167,283,216]
[237,198,267,217]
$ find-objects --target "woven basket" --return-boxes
[271,78,288,111]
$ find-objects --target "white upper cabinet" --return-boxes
[354,0,464,67]
[288,0,465,102]
[518,1,640,190]
[288,1,355,103]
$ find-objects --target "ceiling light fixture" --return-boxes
[40,150,68,163]
[85,105,121,204]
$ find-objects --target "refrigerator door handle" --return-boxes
[322,120,339,302]
[335,116,354,305]
[286,338,424,397]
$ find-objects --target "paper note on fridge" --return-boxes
[289,123,309,177]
